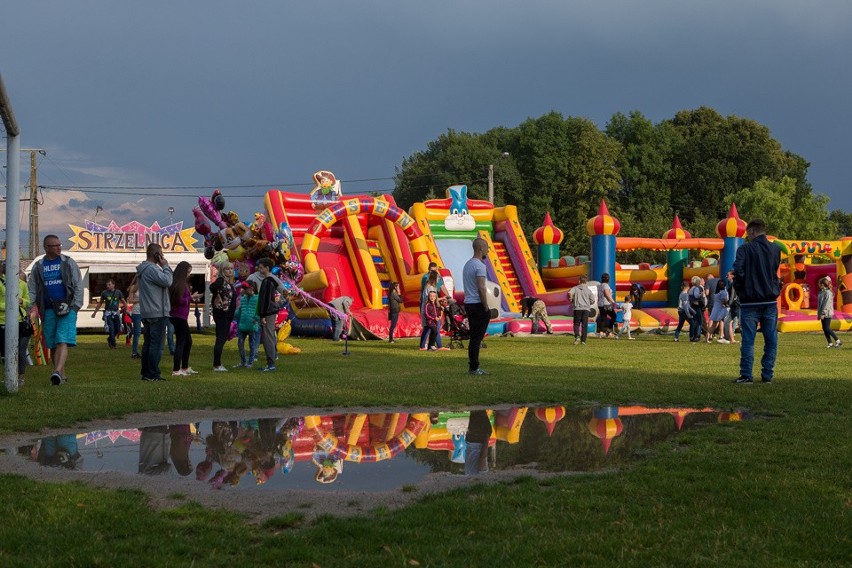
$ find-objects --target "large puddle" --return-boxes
[10,405,751,492]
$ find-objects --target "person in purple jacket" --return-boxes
[168,261,202,377]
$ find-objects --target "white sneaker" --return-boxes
[717,338,730,344]
[835,340,843,348]
[212,365,228,372]
[172,370,187,376]
[182,367,199,375]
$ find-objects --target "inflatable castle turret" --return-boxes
[533,212,564,272]
[664,215,692,307]
[587,406,623,455]
[534,406,566,437]
[715,203,747,284]
[587,200,620,284]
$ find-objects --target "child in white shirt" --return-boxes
[617,294,634,339]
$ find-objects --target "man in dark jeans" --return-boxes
[255,258,280,372]
[733,219,781,384]
[569,276,596,345]
[462,237,492,376]
[136,244,173,381]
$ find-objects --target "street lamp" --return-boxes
[168,207,175,223]
[487,152,511,204]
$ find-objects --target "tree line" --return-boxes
[393,107,851,259]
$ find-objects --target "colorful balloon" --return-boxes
[212,189,226,211]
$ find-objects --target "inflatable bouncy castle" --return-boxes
[243,173,850,338]
[533,202,852,334]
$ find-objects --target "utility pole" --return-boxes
[487,152,510,205]
[0,147,44,260]
[29,149,38,260]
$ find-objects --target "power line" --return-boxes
[36,170,477,193]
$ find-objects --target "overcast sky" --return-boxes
[2,1,850,242]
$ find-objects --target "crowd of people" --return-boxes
[2,219,844,390]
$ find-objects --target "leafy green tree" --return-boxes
[828,210,852,237]
[606,111,683,261]
[666,107,802,226]
[510,112,623,254]
[725,177,838,239]
[394,108,831,264]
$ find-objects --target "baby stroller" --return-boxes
[442,300,487,350]
[443,301,470,350]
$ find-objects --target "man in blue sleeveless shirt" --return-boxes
[28,234,83,386]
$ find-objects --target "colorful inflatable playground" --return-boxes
[193,171,852,339]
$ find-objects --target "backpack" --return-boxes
[689,288,706,310]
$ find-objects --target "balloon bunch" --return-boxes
[192,190,305,289]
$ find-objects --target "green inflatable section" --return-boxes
[429,220,492,239]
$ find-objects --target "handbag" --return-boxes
[18,307,34,337]
[52,298,72,317]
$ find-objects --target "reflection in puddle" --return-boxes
[15,405,752,492]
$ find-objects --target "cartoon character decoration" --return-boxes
[446,415,469,464]
[222,221,250,261]
[276,417,303,474]
[309,170,342,211]
[273,221,303,284]
[190,187,308,351]
[233,258,255,282]
[444,184,476,232]
[251,212,275,242]
[312,450,343,484]
[195,189,229,259]
[277,319,301,355]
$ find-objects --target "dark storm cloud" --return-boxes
[1,0,850,234]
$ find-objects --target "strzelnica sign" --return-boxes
[68,220,198,253]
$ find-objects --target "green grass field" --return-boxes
[1,332,850,567]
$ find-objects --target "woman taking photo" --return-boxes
[169,261,202,376]
[209,261,237,371]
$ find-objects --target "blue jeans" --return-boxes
[104,312,121,347]
[331,316,344,340]
[388,311,399,341]
[131,313,142,355]
[689,309,704,341]
[141,317,167,380]
[237,329,259,365]
[166,318,175,354]
[420,323,442,348]
[673,311,689,340]
[739,304,778,380]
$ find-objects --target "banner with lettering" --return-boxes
[69,220,198,253]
